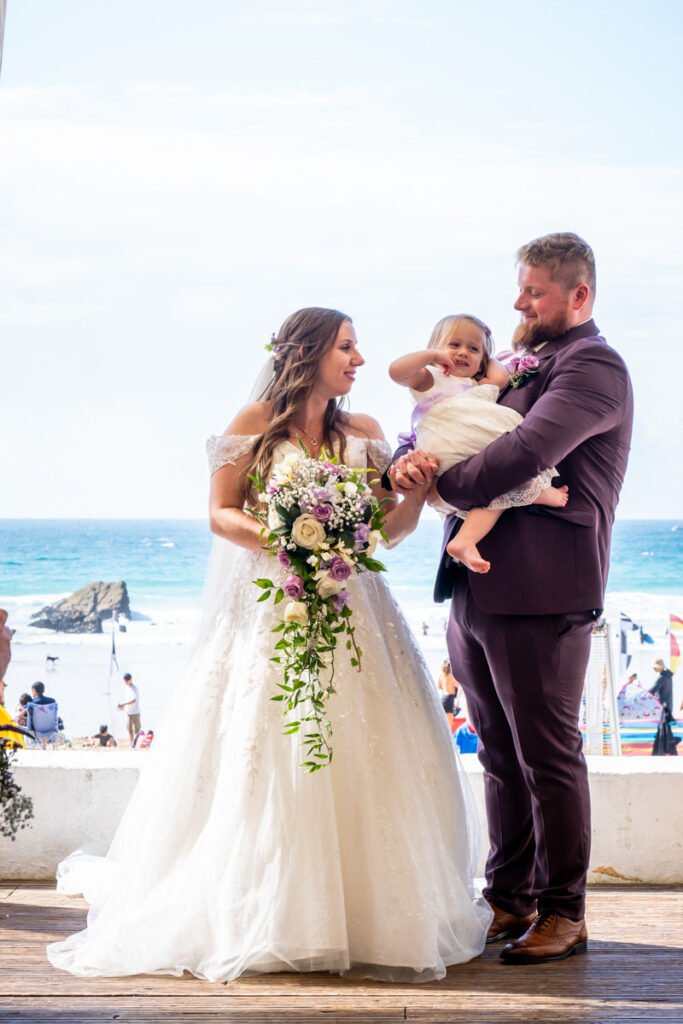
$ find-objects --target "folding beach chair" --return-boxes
[27,701,60,749]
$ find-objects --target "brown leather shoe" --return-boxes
[486,901,537,944]
[499,912,588,964]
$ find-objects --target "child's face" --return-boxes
[439,321,487,377]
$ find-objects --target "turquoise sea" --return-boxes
[1,517,682,611]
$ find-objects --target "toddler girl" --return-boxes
[389,314,568,574]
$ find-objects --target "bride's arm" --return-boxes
[349,414,430,550]
[208,403,270,552]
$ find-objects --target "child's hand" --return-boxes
[428,351,461,376]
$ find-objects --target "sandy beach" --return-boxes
[4,589,680,746]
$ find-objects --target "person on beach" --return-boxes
[118,672,141,744]
[48,306,491,983]
[389,315,569,573]
[31,681,57,707]
[650,659,680,756]
[15,693,31,728]
[436,659,460,729]
[649,660,675,717]
[92,725,117,748]
[389,233,633,964]
[0,609,12,683]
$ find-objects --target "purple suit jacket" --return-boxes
[433,319,633,615]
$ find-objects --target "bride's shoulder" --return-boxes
[207,402,270,475]
[344,412,385,441]
[222,400,271,437]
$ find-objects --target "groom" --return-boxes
[390,233,633,964]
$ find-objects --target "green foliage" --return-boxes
[250,449,387,773]
[0,740,34,841]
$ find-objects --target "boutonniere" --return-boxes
[508,352,540,388]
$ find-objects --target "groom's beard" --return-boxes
[512,307,572,350]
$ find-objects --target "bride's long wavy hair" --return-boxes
[244,307,352,506]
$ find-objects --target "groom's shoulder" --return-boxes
[557,332,629,375]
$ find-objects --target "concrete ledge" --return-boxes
[2,753,683,883]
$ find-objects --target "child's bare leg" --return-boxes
[446,508,504,574]
[534,484,569,508]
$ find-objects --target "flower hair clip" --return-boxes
[264,333,278,354]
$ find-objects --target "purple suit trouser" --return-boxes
[447,582,593,921]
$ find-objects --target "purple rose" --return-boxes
[331,589,349,613]
[327,556,352,582]
[517,353,539,373]
[283,574,305,599]
[311,503,333,523]
[277,547,291,569]
[354,523,371,550]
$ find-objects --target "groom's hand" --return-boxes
[389,451,439,493]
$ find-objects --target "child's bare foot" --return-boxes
[447,537,491,573]
[534,484,569,508]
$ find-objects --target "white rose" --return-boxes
[365,530,383,557]
[283,600,308,626]
[268,506,284,530]
[291,513,326,550]
[344,482,358,497]
[316,574,345,598]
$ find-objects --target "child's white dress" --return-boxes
[410,366,557,515]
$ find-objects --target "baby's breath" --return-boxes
[249,450,388,772]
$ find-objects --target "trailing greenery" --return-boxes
[250,449,387,772]
[0,737,34,841]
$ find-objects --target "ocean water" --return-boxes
[1,517,682,622]
[1,517,682,737]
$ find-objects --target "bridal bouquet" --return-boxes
[250,450,387,772]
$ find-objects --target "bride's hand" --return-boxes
[389,450,439,494]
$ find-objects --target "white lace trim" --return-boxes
[206,434,258,475]
[486,467,558,510]
[207,434,393,476]
[366,439,393,474]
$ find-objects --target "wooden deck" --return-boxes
[1,884,682,1023]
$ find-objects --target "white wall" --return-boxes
[2,753,682,883]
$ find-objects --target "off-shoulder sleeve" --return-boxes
[366,438,393,474]
[206,434,258,475]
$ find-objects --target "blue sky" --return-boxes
[2,1,682,517]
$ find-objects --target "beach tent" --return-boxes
[617,678,662,722]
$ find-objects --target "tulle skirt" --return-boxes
[47,549,491,983]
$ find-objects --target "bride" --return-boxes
[47,307,492,983]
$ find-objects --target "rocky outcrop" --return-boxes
[30,582,131,634]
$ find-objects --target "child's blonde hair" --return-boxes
[427,314,494,378]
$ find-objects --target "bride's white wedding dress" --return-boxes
[47,434,491,983]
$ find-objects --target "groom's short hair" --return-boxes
[517,232,596,294]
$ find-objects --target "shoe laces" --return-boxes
[530,912,557,935]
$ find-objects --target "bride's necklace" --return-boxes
[293,423,323,447]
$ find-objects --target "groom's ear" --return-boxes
[572,283,590,308]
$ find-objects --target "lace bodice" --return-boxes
[206,434,393,477]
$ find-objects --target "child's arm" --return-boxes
[389,350,459,393]
[478,358,509,389]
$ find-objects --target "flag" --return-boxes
[670,614,683,674]
[619,613,639,675]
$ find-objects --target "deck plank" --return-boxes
[1,885,681,1022]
